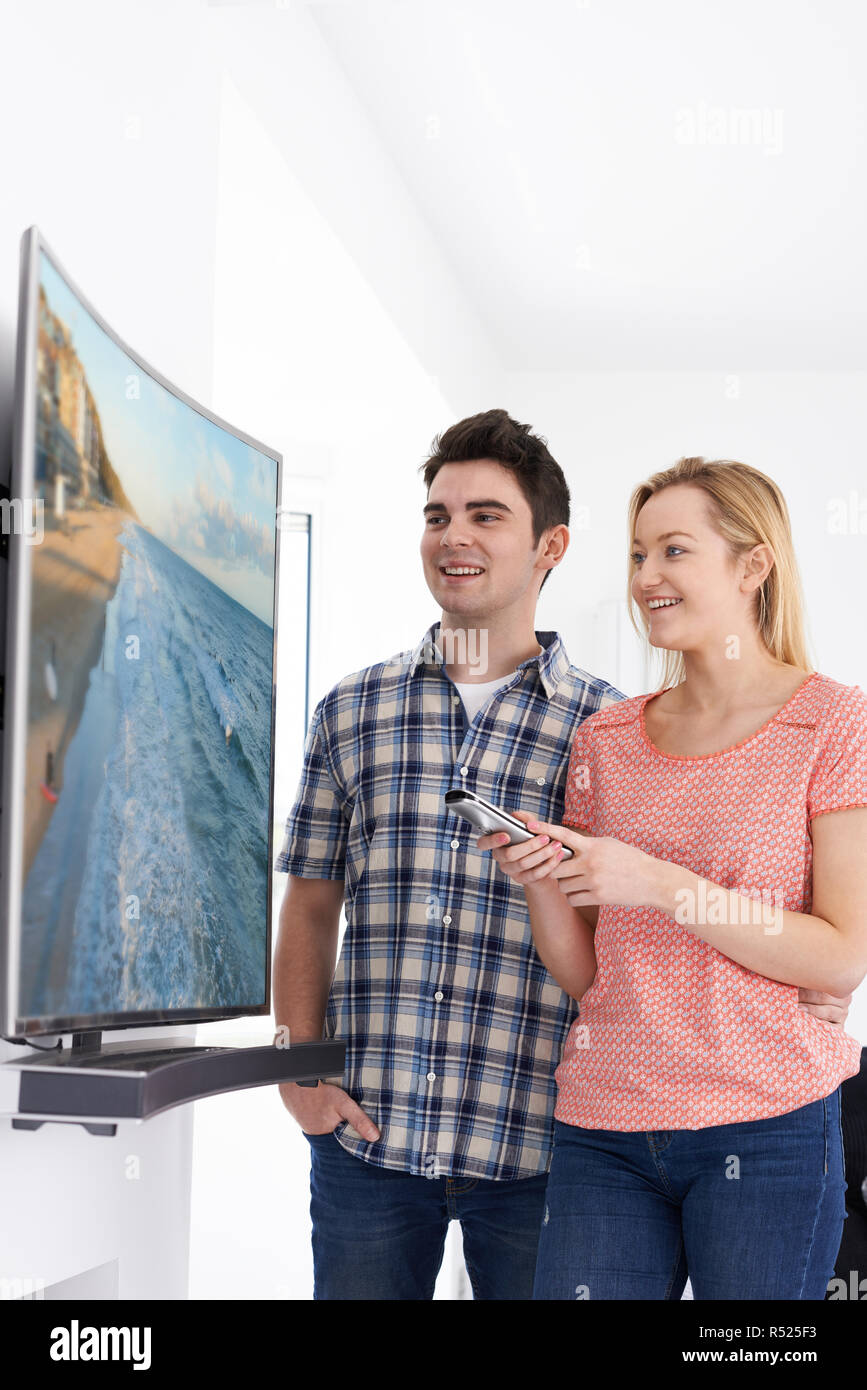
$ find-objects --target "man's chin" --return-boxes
[428,579,485,608]
[436,594,489,618]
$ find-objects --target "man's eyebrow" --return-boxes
[423,499,514,516]
[631,530,696,546]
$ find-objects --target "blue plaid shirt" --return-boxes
[275,622,626,1180]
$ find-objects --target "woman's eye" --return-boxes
[631,546,684,563]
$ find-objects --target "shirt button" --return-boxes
[442,914,452,925]
[453,695,461,704]
[459,766,469,776]
[434,991,444,1001]
[535,777,545,786]
[427,1071,437,1083]
[450,839,460,849]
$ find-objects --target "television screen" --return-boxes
[1,228,281,1038]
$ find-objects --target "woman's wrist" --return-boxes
[523,875,563,903]
[645,855,693,916]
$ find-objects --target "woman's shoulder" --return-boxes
[799,672,867,724]
[575,691,649,737]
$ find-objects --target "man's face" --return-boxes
[420,459,547,618]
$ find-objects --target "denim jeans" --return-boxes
[533,1088,847,1300]
[304,1130,548,1299]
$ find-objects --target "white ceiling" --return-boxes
[309,0,867,370]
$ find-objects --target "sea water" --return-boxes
[20,520,272,1018]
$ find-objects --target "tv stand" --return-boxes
[12,1117,119,1136]
[1,1036,345,1134]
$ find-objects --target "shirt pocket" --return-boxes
[486,755,566,826]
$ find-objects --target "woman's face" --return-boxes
[630,484,765,654]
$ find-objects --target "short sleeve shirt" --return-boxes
[275,622,626,1180]
[555,672,867,1131]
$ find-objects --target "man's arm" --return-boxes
[274,875,380,1141]
[273,875,343,1043]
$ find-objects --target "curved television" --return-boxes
[0,227,281,1039]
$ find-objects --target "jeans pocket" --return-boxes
[821,1087,845,1182]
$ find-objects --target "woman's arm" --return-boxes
[650,811,867,995]
[476,812,598,1000]
[648,806,867,995]
[524,807,867,997]
[523,877,597,1001]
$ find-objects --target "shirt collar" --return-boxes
[408,621,569,699]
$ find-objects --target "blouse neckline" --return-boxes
[637,671,820,763]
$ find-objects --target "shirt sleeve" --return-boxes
[806,683,867,821]
[274,698,350,880]
[562,726,596,833]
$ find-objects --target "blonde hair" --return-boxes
[626,457,815,691]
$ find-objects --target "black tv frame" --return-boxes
[1,226,283,1042]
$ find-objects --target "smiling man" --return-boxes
[272,408,850,1301]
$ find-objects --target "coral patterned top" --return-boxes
[554,672,867,1131]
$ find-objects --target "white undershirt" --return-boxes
[452,670,519,723]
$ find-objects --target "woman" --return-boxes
[478,456,867,1300]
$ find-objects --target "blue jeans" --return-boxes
[304,1130,548,1299]
[533,1089,848,1300]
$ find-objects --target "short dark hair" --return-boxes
[419,408,570,592]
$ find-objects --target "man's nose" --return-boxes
[439,516,473,546]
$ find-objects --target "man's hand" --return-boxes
[797,987,852,1028]
[278,1080,381,1142]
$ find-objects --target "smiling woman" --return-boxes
[627,455,812,694]
[485,454,867,1302]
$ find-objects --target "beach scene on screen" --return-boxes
[18,252,277,1022]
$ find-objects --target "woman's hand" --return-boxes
[524,819,662,909]
[797,987,853,1028]
[475,809,565,887]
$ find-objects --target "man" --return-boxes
[274,408,850,1300]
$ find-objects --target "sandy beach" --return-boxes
[24,502,128,884]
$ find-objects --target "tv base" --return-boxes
[1,1037,346,1130]
[12,1117,119,1137]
